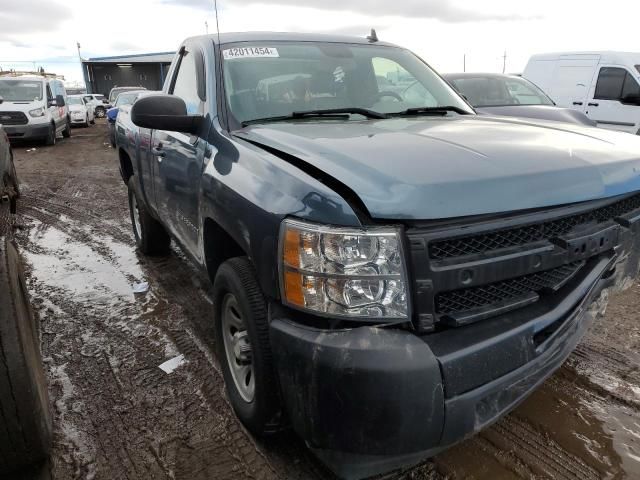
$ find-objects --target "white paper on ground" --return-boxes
[158,354,186,374]
[132,281,149,294]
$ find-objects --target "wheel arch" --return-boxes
[203,217,247,282]
[119,148,134,185]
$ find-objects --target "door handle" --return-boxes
[572,101,583,106]
[588,102,599,107]
[152,146,165,158]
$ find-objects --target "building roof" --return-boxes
[85,52,175,64]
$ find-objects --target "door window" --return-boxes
[171,50,202,115]
[594,67,640,101]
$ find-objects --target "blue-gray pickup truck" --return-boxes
[116,32,640,479]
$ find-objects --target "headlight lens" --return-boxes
[280,219,408,319]
[29,107,45,117]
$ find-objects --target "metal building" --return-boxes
[81,52,175,96]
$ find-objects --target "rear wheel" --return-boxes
[0,238,52,474]
[127,176,171,255]
[213,258,282,435]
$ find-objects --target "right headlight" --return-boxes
[279,218,409,319]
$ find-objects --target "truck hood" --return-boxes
[235,116,640,220]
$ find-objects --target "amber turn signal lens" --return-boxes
[283,228,300,268]
[284,270,304,306]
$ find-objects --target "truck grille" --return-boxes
[0,111,28,126]
[435,261,584,316]
[429,192,640,260]
[408,191,640,330]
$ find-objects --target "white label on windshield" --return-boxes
[223,47,279,59]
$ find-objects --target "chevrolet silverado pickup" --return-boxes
[117,32,640,479]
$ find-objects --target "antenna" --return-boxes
[213,0,222,45]
[366,29,378,43]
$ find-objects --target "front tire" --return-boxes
[62,118,71,138]
[95,107,105,118]
[127,176,171,255]
[213,258,282,435]
[0,239,52,474]
[44,124,56,146]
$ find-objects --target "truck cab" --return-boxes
[118,33,640,479]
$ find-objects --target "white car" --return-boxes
[67,95,95,127]
[0,74,70,145]
[523,51,640,135]
[82,93,110,118]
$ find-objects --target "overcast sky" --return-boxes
[1,0,639,85]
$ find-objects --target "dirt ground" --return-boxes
[7,120,640,480]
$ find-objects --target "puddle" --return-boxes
[26,223,144,304]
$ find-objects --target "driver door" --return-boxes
[151,45,207,261]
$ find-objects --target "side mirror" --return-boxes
[0,96,3,105]
[131,95,203,134]
[621,94,640,106]
[56,95,65,107]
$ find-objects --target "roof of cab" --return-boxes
[186,31,400,48]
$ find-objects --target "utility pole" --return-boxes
[205,21,209,34]
[76,42,82,62]
[463,54,466,72]
[502,50,507,74]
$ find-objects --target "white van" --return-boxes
[0,73,71,145]
[523,52,640,135]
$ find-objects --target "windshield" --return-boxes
[222,42,473,125]
[115,93,138,106]
[0,79,44,102]
[68,97,84,105]
[448,76,554,107]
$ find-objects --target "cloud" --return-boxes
[0,0,72,40]
[110,41,140,52]
[160,0,535,22]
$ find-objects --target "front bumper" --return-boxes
[3,123,50,140]
[270,253,620,480]
[70,115,87,124]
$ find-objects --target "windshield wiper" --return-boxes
[242,108,389,126]
[391,106,472,117]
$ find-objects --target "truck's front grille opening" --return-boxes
[435,261,585,316]
[0,111,28,126]
[429,192,640,260]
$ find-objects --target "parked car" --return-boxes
[0,125,52,475]
[523,51,640,134]
[107,90,146,147]
[443,73,597,126]
[0,73,70,145]
[82,93,110,118]
[108,86,146,106]
[119,32,640,480]
[67,95,95,127]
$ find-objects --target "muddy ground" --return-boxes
[7,120,640,480]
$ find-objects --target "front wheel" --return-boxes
[44,124,56,146]
[62,118,71,138]
[95,107,106,118]
[127,176,171,255]
[213,258,282,435]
